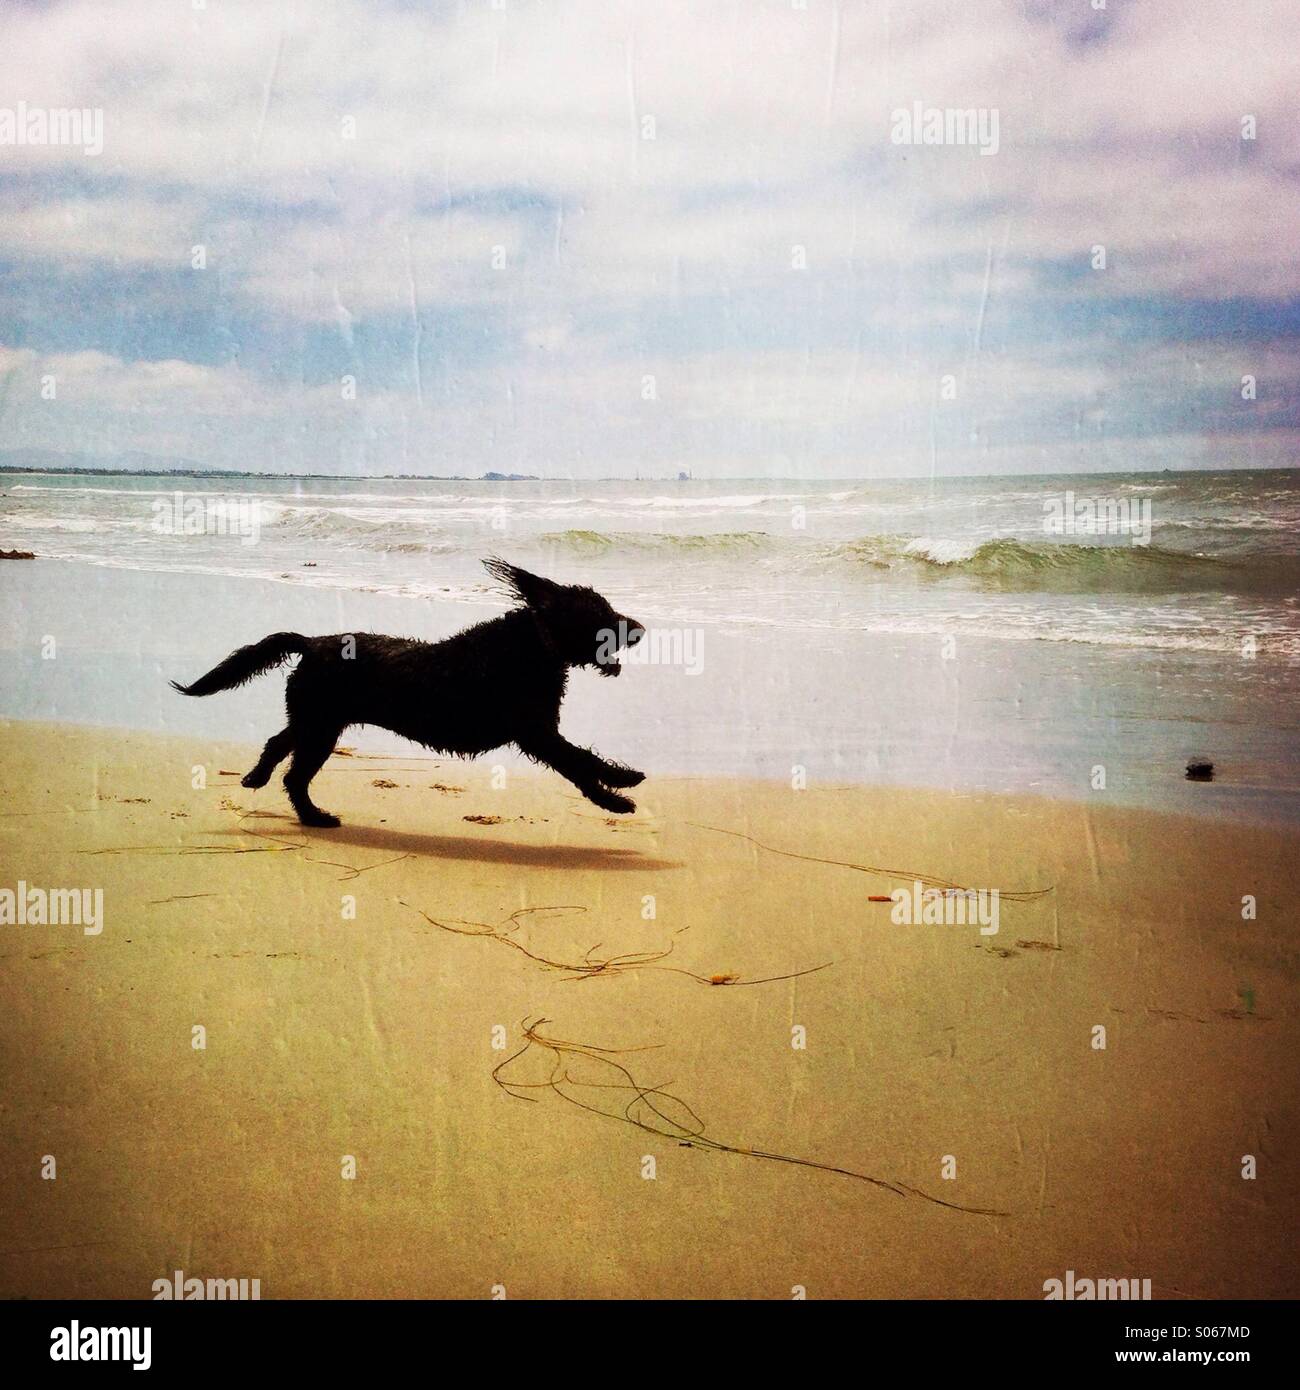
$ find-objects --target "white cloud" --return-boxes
[0,0,1296,473]
[2,0,1296,301]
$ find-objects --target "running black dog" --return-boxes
[171,558,646,827]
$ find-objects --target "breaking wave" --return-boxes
[829,535,1300,593]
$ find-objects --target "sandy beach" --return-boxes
[1,718,1295,1300]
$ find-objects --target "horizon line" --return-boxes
[2,463,1297,484]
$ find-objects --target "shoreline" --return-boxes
[2,719,1296,1298]
[0,710,1288,835]
[5,556,1299,828]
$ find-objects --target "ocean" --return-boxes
[2,468,1298,822]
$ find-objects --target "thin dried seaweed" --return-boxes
[233,814,413,880]
[494,1016,1007,1216]
[83,841,295,856]
[688,821,1053,902]
[403,902,831,987]
[301,850,414,881]
[83,815,411,885]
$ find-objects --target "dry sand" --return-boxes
[1,719,1296,1299]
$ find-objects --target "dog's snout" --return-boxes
[623,619,645,647]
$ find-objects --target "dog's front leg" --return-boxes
[592,756,645,789]
[516,732,639,814]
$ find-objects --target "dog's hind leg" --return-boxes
[242,727,294,789]
[283,726,344,828]
[516,732,638,814]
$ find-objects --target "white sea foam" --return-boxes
[3,470,1297,660]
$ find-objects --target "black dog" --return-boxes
[171,558,646,827]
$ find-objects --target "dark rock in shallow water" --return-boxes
[0,549,35,560]
[1186,758,1215,781]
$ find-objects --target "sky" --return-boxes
[0,0,1297,479]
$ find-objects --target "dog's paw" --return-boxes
[298,810,341,829]
[586,786,636,815]
[241,768,270,789]
[601,764,645,789]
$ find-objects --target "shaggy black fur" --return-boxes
[171,558,646,827]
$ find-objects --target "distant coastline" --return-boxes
[0,463,541,482]
[4,460,1299,485]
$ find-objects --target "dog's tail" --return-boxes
[170,632,309,697]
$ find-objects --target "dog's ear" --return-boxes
[483,557,563,608]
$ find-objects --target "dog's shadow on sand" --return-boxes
[238,817,682,873]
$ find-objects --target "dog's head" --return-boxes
[484,557,645,676]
